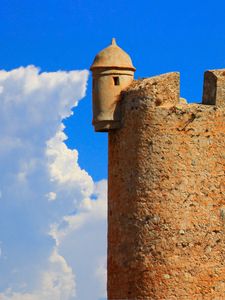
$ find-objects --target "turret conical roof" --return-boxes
[90,38,136,71]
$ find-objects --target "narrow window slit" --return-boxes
[93,79,96,89]
[113,76,120,86]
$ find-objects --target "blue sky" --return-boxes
[0,1,225,299]
[1,0,225,180]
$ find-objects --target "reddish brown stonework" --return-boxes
[108,72,225,299]
[203,69,225,107]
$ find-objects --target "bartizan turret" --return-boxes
[90,38,135,132]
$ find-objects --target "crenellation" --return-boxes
[122,72,180,108]
[203,69,225,107]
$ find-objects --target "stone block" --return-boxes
[202,69,225,107]
[123,72,180,108]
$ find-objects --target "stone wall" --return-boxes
[108,72,225,299]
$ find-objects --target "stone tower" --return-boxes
[91,42,225,299]
[90,38,135,132]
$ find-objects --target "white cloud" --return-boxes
[54,179,107,300]
[95,256,107,298]
[46,192,57,202]
[0,249,75,300]
[0,66,107,300]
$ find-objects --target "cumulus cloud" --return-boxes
[0,66,107,300]
[0,249,75,300]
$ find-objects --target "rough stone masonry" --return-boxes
[108,71,225,299]
[90,39,225,300]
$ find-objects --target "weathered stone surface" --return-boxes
[122,72,180,108]
[108,73,225,299]
[203,69,225,107]
[90,38,135,132]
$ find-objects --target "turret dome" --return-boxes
[90,38,136,71]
